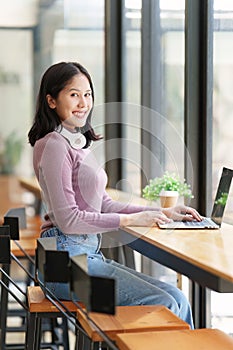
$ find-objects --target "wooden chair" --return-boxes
[26,285,84,350]
[76,304,190,349]
[115,328,233,350]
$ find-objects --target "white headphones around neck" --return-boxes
[57,126,86,149]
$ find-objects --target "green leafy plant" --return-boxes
[0,130,24,174]
[142,171,194,201]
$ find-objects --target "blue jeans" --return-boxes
[41,227,194,328]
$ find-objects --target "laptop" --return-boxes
[158,167,233,229]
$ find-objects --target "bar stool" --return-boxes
[115,328,233,350]
[33,238,118,350]
[76,305,190,349]
[26,285,84,350]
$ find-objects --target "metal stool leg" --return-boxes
[0,264,10,350]
[34,316,42,350]
[25,312,37,350]
[60,318,70,350]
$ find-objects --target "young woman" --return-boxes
[28,61,201,328]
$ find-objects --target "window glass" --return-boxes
[160,0,185,186]
[123,0,142,195]
[211,0,233,335]
[213,0,233,218]
[123,0,186,198]
[0,29,33,176]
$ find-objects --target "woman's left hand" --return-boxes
[162,205,203,222]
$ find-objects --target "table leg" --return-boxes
[191,281,211,328]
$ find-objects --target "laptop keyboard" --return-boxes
[184,218,218,228]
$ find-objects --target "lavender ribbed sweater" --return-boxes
[33,131,155,235]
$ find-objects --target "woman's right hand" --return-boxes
[119,210,171,228]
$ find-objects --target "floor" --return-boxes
[6,317,76,349]
[6,300,76,349]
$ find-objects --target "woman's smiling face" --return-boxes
[46,73,93,128]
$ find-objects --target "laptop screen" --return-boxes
[211,167,233,226]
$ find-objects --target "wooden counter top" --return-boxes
[18,176,41,199]
[124,224,233,285]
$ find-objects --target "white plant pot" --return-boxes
[159,190,179,208]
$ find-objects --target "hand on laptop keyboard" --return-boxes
[162,205,203,222]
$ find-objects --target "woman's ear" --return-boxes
[46,94,56,109]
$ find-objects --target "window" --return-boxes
[213,0,233,223]
[0,29,33,176]
[211,0,233,335]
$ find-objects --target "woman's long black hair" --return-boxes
[28,62,101,147]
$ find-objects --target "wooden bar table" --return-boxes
[18,176,42,214]
[118,223,233,328]
[0,175,27,218]
[122,224,233,292]
[18,176,41,200]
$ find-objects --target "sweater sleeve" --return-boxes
[35,135,120,235]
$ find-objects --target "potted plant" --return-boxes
[142,171,193,208]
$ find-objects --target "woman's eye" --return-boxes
[70,92,92,98]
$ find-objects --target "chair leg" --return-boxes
[60,318,70,350]
[75,329,84,350]
[50,318,59,344]
[75,329,93,350]
[44,317,70,350]
[25,312,41,350]
[26,313,72,350]
[0,264,10,350]
[34,316,42,350]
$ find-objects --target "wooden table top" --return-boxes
[18,176,41,199]
[0,175,28,218]
[123,223,233,285]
